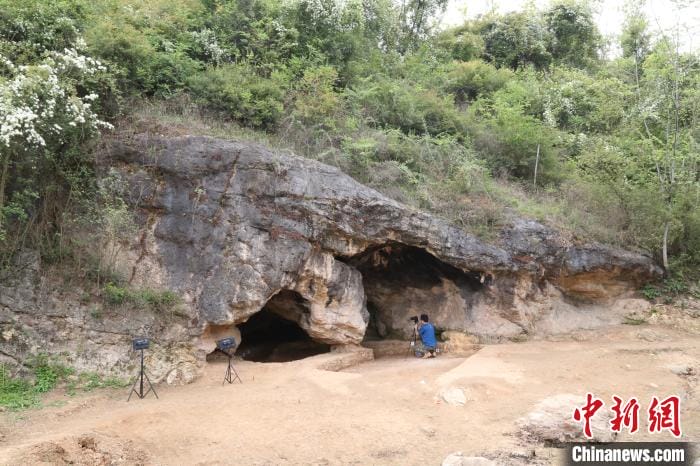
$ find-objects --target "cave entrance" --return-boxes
[235,290,330,362]
[343,243,486,342]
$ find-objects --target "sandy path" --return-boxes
[1,324,698,465]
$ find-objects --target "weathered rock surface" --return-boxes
[109,135,658,337]
[316,345,374,371]
[0,251,197,382]
[0,133,663,381]
[518,394,616,445]
[438,387,469,406]
[441,331,480,354]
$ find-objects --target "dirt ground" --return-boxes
[1,310,699,465]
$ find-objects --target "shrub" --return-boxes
[476,11,552,70]
[292,65,340,127]
[67,372,128,394]
[140,289,179,310]
[103,282,127,305]
[0,356,75,410]
[103,283,180,312]
[541,68,631,133]
[84,0,207,96]
[468,80,562,183]
[443,60,513,103]
[0,0,86,64]
[339,128,491,212]
[0,34,113,264]
[641,284,661,301]
[0,365,37,410]
[86,21,156,92]
[188,64,285,129]
[31,355,73,393]
[349,78,465,137]
[88,25,201,96]
[435,26,485,62]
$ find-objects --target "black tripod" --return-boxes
[128,348,158,401]
[220,349,242,385]
[409,326,418,354]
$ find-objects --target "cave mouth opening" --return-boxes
[342,242,486,342]
[235,290,330,363]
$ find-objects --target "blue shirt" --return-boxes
[418,323,437,348]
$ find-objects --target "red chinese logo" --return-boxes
[573,393,604,438]
[648,395,681,437]
[610,396,640,433]
[573,394,681,438]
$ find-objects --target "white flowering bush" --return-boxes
[0,50,111,148]
[0,45,112,243]
[190,29,228,66]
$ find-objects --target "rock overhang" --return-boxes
[106,134,663,345]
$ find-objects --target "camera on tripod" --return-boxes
[408,316,419,350]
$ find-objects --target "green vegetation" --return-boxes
[641,270,700,303]
[0,356,128,411]
[0,366,38,410]
[1,356,73,409]
[0,0,698,291]
[189,63,285,129]
[103,283,180,312]
[65,372,129,395]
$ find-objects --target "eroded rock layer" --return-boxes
[110,135,660,342]
[0,134,663,382]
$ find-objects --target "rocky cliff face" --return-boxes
[0,134,663,382]
[110,135,660,339]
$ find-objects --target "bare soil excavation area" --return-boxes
[1,312,698,466]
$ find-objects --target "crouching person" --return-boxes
[416,313,437,358]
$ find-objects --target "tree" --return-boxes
[542,68,632,134]
[398,0,449,52]
[434,24,485,62]
[630,29,700,272]
[443,60,513,103]
[544,0,601,69]
[476,11,552,70]
[620,1,651,62]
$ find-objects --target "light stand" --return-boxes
[222,350,242,385]
[217,337,242,385]
[128,338,158,401]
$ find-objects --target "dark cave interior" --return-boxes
[342,243,485,340]
[235,290,330,362]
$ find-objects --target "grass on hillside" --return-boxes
[115,98,632,249]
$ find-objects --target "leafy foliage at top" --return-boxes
[0,0,698,286]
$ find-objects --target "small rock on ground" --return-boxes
[438,387,468,406]
[442,452,496,466]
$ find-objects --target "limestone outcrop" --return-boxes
[0,133,663,381]
[106,134,660,346]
